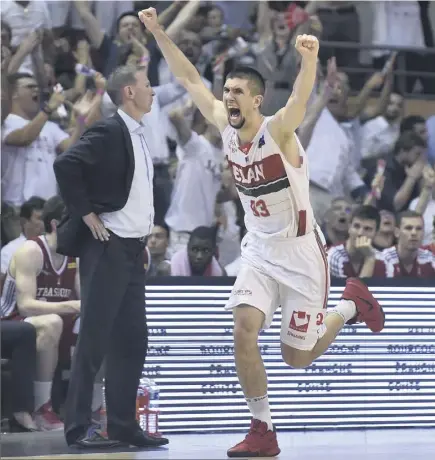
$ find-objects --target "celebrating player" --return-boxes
[139,8,385,458]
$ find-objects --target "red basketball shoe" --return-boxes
[342,278,385,333]
[227,419,280,458]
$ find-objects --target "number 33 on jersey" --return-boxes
[222,117,315,238]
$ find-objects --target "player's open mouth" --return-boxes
[228,108,240,120]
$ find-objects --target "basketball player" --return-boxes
[0,197,103,431]
[139,8,385,457]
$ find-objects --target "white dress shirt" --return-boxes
[100,109,154,238]
[306,108,364,196]
[101,82,187,165]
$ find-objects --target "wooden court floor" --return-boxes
[1,429,435,460]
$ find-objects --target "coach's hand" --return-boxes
[138,8,160,33]
[295,34,319,61]
[355,236,375,259]
[82,212,110,241]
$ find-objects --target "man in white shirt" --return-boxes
[360,92,404,160]
[165,106,224,254]
[1,73,82,206]
[101,81,187,223]
[53,65,168,450]
[0,196,45,281]
[1,0,52,74]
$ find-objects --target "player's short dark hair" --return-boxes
[350,205,381,231]
[226,66,266,96]
[42,196,66,233]
[400,115,426,134]
[393,131,426,156]
[20,196,45,220]
[396,210,423,228]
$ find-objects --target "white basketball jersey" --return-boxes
[222,117,315,239]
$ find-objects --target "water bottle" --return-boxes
[147,380,160,435]
[136,378,150,432]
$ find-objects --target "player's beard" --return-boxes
[228,115,246,129]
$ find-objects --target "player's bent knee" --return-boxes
[25,314,63,343]
[233,304,264,345]
[281,343,314,369]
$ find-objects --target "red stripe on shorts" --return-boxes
[314,229,329,310]
[297,210,307,236]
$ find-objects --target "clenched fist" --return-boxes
[295,34,319,61]
[138,8,160,34]
[355,236,375,259]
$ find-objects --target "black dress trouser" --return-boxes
[64,232,148,444]
[1,320,36,414]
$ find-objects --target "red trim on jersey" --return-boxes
[314,229,329,310]
[227,154,287,188]
[297,210,307,237]
[238,142,253,154]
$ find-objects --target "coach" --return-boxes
[53,64,168,449]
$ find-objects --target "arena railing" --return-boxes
[319,40,435,99]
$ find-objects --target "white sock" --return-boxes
[34,381,52,411]
[246,395,273,431]
[329,299,357,323]
[92,384,104,412]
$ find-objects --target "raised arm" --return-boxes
[14,242,80,317]
[138,7,227,132]
[272,34,318,136]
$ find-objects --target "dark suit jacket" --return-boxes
[53,113,135,257]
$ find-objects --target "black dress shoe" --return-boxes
[113,429,169,448]
[70,425,124,449]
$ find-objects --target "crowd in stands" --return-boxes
[1,0,435,433]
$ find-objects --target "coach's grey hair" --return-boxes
[106,65,147,107]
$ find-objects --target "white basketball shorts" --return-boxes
[225,229,330,351]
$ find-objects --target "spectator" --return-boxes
[146,223,171,276]
[328,205,381,278]
[1,73,93,206]
[372,210,397,251]
[364,131,427,212]
[321,197,352,248]
[170,226,225,276]
[301,70,369,221]
[316,2,361,75]
[360,92,404,160]
[0,0,53,77]
[400,115,428,145]
[375,210,435,277]
[0,320,37,431]
[370,1,434,94]
[1,196,45,280]
[0,196,81,430]
[254,2,321,115]
[165,106,224,255]
[409,165,435,245]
